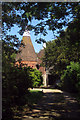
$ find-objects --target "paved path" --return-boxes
[22,88,80,120]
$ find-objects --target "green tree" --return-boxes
[59,18,80,62]
[61,62,80,93]
[43,15,80,82]
[43,39,68,79]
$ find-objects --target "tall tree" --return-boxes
[43,16,80,77]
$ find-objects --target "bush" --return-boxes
[3,65,32,100]
[2,64,32,119]
[29,69,43,87]
[60,62,80,93]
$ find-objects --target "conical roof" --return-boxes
[16,30,37,62]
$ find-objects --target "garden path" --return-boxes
[22,88,80,120]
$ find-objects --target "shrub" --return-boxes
[29,69,43,87]
[60,62,80,93]
[2,64,32,119]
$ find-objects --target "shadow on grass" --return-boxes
[13,90,44,120]
[9,89,80,120]
[26,90,44,104]
[22,91,80,120]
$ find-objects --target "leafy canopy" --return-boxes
[2,2,80,43]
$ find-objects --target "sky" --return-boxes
[7,18,59,53]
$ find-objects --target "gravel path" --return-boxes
[23,88,80,120]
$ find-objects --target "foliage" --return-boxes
[43,14,80,83]
[29,69,43,87]
[43,39,68,80]
[60,62,80,93]
[2,65,43,119]
[59,18,80,62]
[2,2,80,43]
[2,62,32,119]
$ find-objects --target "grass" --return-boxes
[26,89,44,104]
